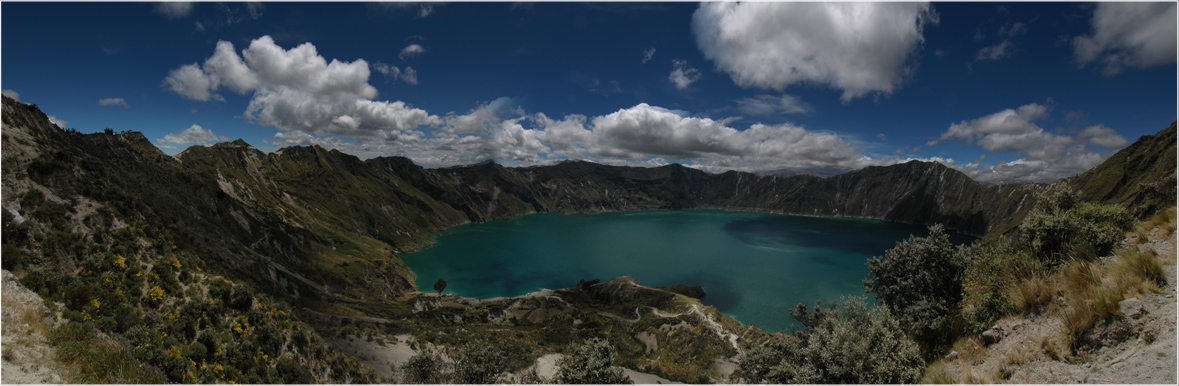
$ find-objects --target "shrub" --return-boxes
[401,348,444,384]
[865,224,965,348]
[453,342,510,384]
[735,296,923,384]
[1020,185,1130,265]
[555,338,631,384]
[49,321,169,383]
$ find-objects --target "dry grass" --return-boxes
[1011,274,1058,313]
[1133,206,1177,242]
[1111,246,1166,296]
[1038,334,1064,361]
[920,361,955,384]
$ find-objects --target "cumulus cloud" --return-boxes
[668,60,702,89]
[265,101,868,173]
[1073,2,1177,75]
[1079,124,1129,148]
[399,44,426,61]
[735,94,812,116]
[692,2,936,102]
[98,97,129,107]
[2,89,19,101]
[159,124,230,146]
[163,35,440,140]
[155,2,194,19]
[928,103,1129,183]
[641,47,656,64]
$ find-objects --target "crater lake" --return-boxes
[402,209,977,332]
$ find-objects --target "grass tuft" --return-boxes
[1111,247,1166,295]
[1011,274,1057,313]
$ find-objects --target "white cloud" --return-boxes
[164,63,222,102]
[1078,124,1129,148]
[155,2,194,19]
[641,47,656,64]
[373,62,419,85]
[159,124,230,145]
[976,40,1012,61]
[2,89,19,101]
[46,115,67,129]
[1073,2,1177,75]
[668,60,701,89]
[164,35,440,140]
[692,2,936,102]
[928,104,1129,183]
[98,97,129,107]
[735,94,812,116]
[265,101,868,173]
[399,44,426,61]
[400,67,419,85]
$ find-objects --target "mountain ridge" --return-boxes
[3,95,1173,308]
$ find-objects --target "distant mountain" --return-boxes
[755,166,850,178]
[3,94,1174,310]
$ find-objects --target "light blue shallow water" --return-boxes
[402,209,975,332]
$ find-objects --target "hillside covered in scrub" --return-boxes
[2,94,1175,383]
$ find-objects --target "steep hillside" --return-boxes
[4,95,1175,383]
[5,96,1173,309]
[1068,121,1177,218]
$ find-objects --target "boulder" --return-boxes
[981,326,1003,345]
[1119,298,1146,319]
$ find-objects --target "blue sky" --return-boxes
[2,2,1175,183]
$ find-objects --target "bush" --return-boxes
[865,224,965,348]
[453,342,510,384]
[735,296,923,384]
[49,321,169,383]
[1020,185,1130,264]
[555,338,631,384]
[401,348,443,384]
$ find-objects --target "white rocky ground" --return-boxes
[938,227,1177,384]
[1,270,65,384]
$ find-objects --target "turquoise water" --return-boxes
[402,209,975,332]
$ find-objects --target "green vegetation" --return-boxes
[434,278,447,294]
[865,224,967,354]
[736,296,923,384]
[555,338,632,384]
[453,342,511,384]
[401,348,443,383]
[2,98,1173,384]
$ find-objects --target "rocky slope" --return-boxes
[932,225,1176,384]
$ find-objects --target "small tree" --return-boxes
[555,339,631,384]
[865,224,965,350]
[433,278,447,294]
